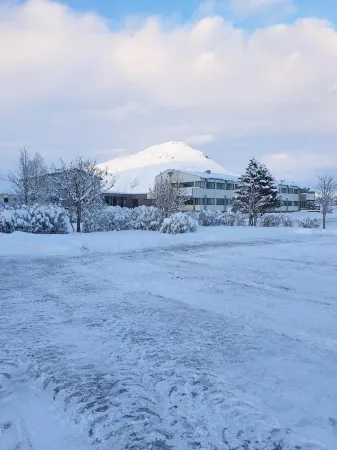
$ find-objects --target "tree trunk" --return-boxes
[323,213,326,230]
[76,208,81,233]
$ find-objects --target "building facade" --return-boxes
[153,170,317,213]
[102,169,317,213]
[152,169,238,212]
[275,184,317,213]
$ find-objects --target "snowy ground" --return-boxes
[1,225,337,449]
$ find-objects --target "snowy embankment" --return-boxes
[1,224,336,258]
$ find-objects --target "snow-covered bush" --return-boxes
[198,210,223,226]
[281,215,293,227]
[0,204,69,234]
[83,206,132,233]
[131,206,162,231]
[221,212,237,226]
[197,210,246,227]
[83,206,163,233]
[160,212,198,234]
[0,209,15,233]
[234,212,246,226]
[298,217,320,229]
[260,214,282,227]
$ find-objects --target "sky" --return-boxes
[1,0,337,185]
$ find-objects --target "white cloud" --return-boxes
[185,134,216,145]
[198,0,295,16]
[0,0,337,181]
[230,0,294,13]
[262,152,337,181]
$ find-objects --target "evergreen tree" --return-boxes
[232,158,280,226]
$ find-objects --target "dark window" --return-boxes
[288,201,293,206]
[195,198,205,205]
[294,201,299,206]
[4,196,9,203]
[185,198,194,205]
[206,182,215,189]
[294,189,299,194]
[120,197,127,207]
[281,187,288,194]
[216,198,225,205]
[182,182,194,187]
[113,196,118,206]
[216,183,225,190]
[132,198,139,208]
[226,183,234,190]
[195,181,205,188]
[206,198,215,205]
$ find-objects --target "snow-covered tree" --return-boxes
[316,175,337,229]
[149,172,189,218]
[50,157,114,232]
[8,148,48,205]
[232,158,280,226]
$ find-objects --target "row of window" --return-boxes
[281,201,299,207]
[279,187,300,195]
[188,198,235,206]
[177,181,236,190]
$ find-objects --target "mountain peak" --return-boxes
[98,141,235,194]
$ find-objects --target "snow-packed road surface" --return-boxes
[1,231,336,449]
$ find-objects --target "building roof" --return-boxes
[157,168,237,181]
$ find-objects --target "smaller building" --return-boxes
[0,179,10,204]
[153,169,238,211]
[275,183,317,213]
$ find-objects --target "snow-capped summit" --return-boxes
[97,141,236,194]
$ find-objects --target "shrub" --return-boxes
[281,215,293,227]
[298,217,320,229]
[198,210,223,226]
[83,206,132,233]
[0,210,15,233]
[221,212,237,226]
[160,212,198,234]
[0,204,69,234]
[234,212,246,226]
[131,206,162,231]
[260,214,282,227]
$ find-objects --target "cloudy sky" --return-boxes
[1,0,337,185]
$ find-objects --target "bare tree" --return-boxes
[49,156,115,232]
[149,172,189,218]
[316,175,337,229]
[8,148,48,205]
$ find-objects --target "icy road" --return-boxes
[0,232,336,449]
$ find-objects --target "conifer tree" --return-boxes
[232,158,280,226]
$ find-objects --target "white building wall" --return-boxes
[154,169,315,213]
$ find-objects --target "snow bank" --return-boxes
[1,226,336,258]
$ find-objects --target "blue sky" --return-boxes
[57,0,337,26]
[1,0,337,184]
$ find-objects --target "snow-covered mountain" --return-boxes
[97,141,236,194]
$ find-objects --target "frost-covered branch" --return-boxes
[316,175,337,229]
[49,156,115,232]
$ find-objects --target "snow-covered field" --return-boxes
[1,224,336,449]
